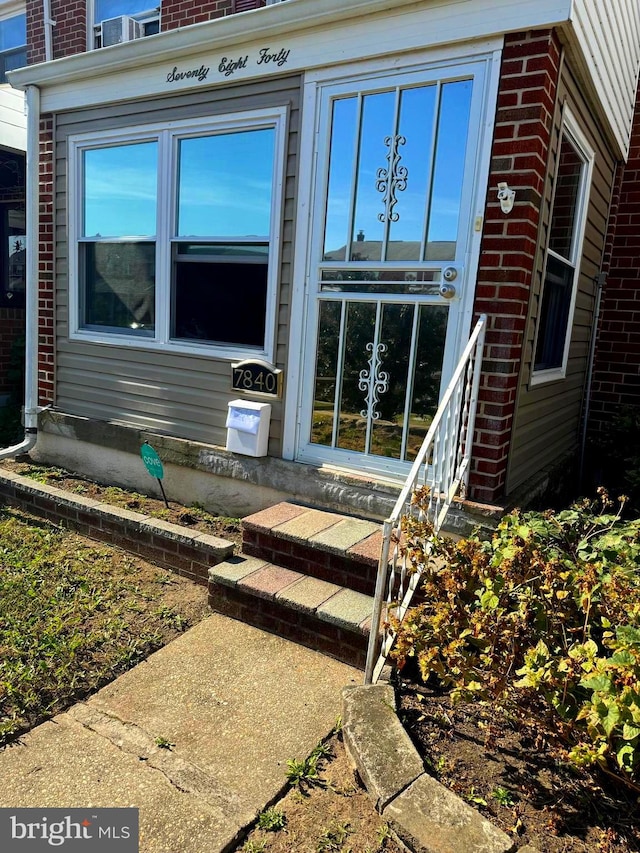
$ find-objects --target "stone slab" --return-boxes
[342,684,423,811]
[209,555,268,586]
[242,501,307,531]
[140,516,209,546]
[310,517,381,554]
[318,587,374,632]
[274,508,342,542]
[383,773,513,853]
[193,531,235,556]
[238,563,303,599]
[348,530,384,564]
[275,575,342,613]
[95,503,150,524]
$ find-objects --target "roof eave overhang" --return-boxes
[8,0,574,91]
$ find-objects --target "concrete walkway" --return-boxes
[0,613,359,852]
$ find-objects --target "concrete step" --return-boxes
[241,502,383,596]
[208,553,375,670]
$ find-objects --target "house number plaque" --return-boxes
[231,359,283,398]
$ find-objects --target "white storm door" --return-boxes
[297,61,489,478]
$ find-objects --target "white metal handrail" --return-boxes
[364,314,487,684]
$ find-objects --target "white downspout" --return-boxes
[43,0,55,62]
[0,85,40,459]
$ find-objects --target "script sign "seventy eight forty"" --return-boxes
[166,46,291,84]
[0,808,139,851]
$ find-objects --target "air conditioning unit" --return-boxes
[101,15,143,47]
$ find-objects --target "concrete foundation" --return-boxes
[31,410,505,532]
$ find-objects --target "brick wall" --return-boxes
[470,29,561,505]
[27,0,87,64]
[0,310,25,397]
[38,116,54,406]
[27,0,266,61]
[588,82,640,432]
[162,0,265,31]
[0,469,233,586]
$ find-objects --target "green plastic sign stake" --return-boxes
[141,443,169,508]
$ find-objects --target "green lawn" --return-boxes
[0,506,207,745]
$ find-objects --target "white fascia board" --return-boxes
[9,0,571,103]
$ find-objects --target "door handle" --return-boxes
[439,282,456,299]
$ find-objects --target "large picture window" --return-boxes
[532,111,593,383]
[70,109,285,359]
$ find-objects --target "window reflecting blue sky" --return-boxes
[84,142,158,237]
[351,91,395,260]
[388,84,436,259]
[0,14,26,51]
[323,97,357,261]
[95,0,154,20]
[426,80,472,260]
[177,129,274,238]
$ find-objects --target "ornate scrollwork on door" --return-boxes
[376,135,408,223]
[358,342,389,420]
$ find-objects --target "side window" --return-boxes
[532,113,593,382]
[0,12,26,82]
[92,1,159,48]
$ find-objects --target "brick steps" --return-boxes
[208,502,384,669]
[241,502,382,597]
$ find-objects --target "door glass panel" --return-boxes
[370,303,413,459]
[406,305,448,459]
[426,80,472,261]
[336,302,376,452]
[320,268,440,294]
[311,300,342,446]
[323,97,358,261]
[387,85,437,261]
[351,91,396,262]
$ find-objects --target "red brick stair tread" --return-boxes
[209,558,374,636]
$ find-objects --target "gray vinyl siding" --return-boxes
[506,60,617,493]
[53,75,301,452]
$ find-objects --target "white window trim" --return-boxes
[530,106,594,387]
[68,106,287,362]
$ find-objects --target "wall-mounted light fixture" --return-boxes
[497,182,516,214]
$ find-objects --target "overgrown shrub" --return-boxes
[392,488,640,787]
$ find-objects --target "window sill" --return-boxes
[69,329,271,363]
[529,367,566,387]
